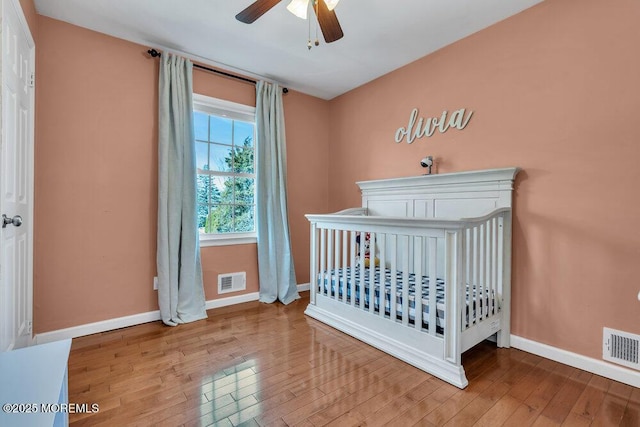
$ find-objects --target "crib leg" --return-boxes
[496,330,510,348]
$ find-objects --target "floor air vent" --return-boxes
[218,272,246,294]
[603,327,640,371]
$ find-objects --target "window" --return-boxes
[193,94,257,246]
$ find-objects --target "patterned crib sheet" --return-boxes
[317,266,497,333]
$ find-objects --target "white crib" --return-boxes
[304,167,520,388]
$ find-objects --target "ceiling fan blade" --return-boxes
[313,0,344,43]
[236,0,282,24]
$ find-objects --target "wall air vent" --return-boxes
[218,272,246,294]
[603,327,640,371]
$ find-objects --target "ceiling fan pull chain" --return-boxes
[314,1,320,46]
[307,5,312,50]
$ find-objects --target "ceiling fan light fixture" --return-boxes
[323,0,340,11]
[286,0,309,19]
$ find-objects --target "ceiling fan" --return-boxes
[236,0,344,43]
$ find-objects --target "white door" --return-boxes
[0,0,35,351]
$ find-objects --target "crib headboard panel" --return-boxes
[357,167,520,219]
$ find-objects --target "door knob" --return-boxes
[2,214,22,228]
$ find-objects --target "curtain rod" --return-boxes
[147,49,288,93]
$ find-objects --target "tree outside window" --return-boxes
[194,99,256,237]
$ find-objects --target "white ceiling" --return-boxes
[34,0,542,100]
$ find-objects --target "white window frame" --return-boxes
[193,94,257,247]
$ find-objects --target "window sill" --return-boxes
[199,234,257,247]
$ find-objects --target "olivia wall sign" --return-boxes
[394,107,473,144]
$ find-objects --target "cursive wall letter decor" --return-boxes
[394,107,473,144]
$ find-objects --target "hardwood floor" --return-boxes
[67,292,639,426]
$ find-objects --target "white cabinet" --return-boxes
[0,339,72,426]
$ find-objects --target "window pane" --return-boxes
[235,178,254,204]
[195,142,209,171]
[234,205,255,232]
[212,176,234,204]
[207,204,233,234]
[234,148,254,174]
[210,144,233,172]
[234,121,254,147]
[194,112,208,141]
[194,95,257,238]
[210,116,232,145]
[197,173,211,205]
[197,203,209,230]
[209,177,220,204]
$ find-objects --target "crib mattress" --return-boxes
[317,266,496,333]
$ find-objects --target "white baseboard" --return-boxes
[204,292,259,311]
[511,335,640,388]
[35,283,310,345]
[297,282,310,292]
[35,310,163,345]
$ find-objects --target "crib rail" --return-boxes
[305,208,509,342]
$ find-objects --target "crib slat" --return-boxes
[320,228,326,297]
[335,230,341,301]
[327,229,334,298]
[462,229,470,331]
[478,223,485,322]
[350,231,356,307]
[379,234,387,319]
[369,232,376,314]
[463,228,473,300]
[402,235,410,327]
[485,219,493,319]
[342,229,348,303]
[390,235,398,321]
[335,230,340,299]
[359,233,366,311]
[428,237,437,336]
[472,226,479,325]
[414,237,423,331]
[344,231,349,303]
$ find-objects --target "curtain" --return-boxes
[157,53,207,326]
[256,81,300,305]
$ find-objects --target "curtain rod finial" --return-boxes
[147,48,161,58]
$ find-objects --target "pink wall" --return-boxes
[328,0,640,359]
[34,16,159,332]
[18,0,38,39]
[34,16,329,332]
[30,0,639,365]
[283,91,331,280]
